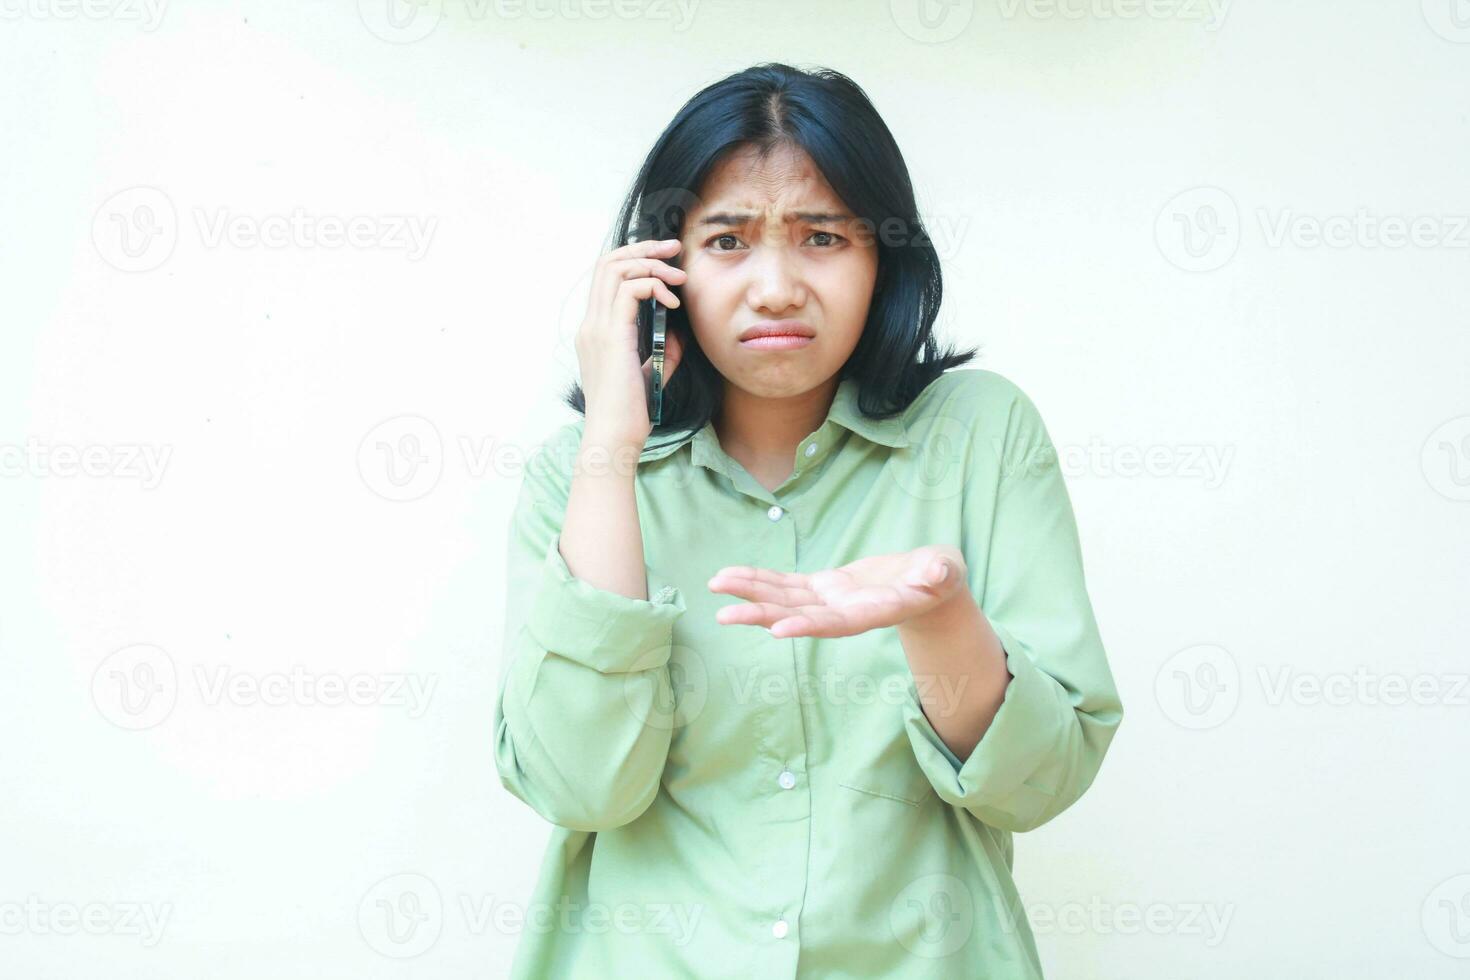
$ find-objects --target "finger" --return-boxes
[617,236,683,258]
[707,574,818,607]
[770,607,854,639]
[904,557,951,590]
[612,277,681,335]
[592,241,683,311]
[714,601,794,628]
[710,566,810,591]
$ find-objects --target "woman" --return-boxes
[494,62,1122,978]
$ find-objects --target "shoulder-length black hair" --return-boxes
[561,61,978,444]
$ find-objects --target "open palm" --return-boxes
[707,545,968,639]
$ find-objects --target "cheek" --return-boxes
[817,256,878,317]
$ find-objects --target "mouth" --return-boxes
[738,321,815,351]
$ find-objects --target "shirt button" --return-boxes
[778,769,796,789]
[767,505,784,521]
[804,443,817,457]
[772,919,789,939]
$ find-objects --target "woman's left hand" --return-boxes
[707,545,969,638]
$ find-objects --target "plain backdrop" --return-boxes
[2,1,1468,977]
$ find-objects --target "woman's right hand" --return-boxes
[575,237,689,445]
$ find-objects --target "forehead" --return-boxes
[694,144,845,213]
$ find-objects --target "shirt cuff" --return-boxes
[526,533,687,674]
[903,620,1064,803]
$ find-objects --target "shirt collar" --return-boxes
[636,376,910,467]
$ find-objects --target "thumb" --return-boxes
[926,557,951,586]
[904,554,951,591]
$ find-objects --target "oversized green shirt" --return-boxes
[494,368,1123,978]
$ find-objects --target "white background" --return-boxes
[2,1,1468,977]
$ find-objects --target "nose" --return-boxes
[745,244,806,315]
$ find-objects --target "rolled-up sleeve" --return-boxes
[902,380,1123,833]
[493,425,686,832]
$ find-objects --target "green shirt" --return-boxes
[494,368,1123,978]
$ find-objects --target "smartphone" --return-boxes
[625,232,671,427]
[648,298,666,426]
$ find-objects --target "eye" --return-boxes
[807,231,846,247]
[707,233,744,252]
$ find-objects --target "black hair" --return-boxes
[561,61,978,446]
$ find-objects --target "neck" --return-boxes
[713,377,839,473]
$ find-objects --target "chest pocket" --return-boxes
[836,636,935,807]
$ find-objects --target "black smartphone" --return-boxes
[625,231,673,427]
[648,298,666,426]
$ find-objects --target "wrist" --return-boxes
[577,423,645,480]
[899,588,978,636]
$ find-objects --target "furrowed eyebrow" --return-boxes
[695,210,853,228]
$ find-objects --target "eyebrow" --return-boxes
[695,210,853,228]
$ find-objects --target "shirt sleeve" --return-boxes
[901,378,1124,833]
[493,425,687,832]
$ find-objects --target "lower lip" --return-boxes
[740,335,813,351]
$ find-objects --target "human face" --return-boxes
[678,143,879,400]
